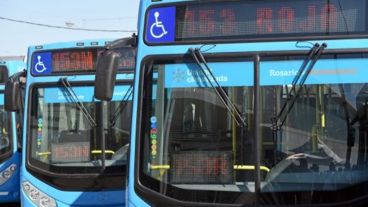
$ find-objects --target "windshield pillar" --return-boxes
[253,55,261,200]
[96,100,106,172]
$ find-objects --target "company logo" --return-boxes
[172,68,186,82]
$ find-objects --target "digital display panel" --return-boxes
[0,66,8,83]
[170,151,232,184]
[52,48,100,72]
[146,0,367,43]
[51,142,90,163]
[115,47,137,70]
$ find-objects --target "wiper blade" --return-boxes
[110,85,133,127]
[59,78,97,128]
[272,43,327,131]
[188,48,247,127]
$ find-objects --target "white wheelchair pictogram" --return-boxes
[150,12,168,39]
[34,55,47,73]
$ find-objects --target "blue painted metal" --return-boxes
[21,39,130,207]
[0,59,25,203]
[128,0,368,206]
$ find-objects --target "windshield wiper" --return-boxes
[110,85,133,127]
[271,43,327,162]
[271,43,327,130]
[188,48,247,128]
[59,78,97,128]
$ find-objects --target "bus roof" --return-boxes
[0,56,25,61]
[28,39,114,52]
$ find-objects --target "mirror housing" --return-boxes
[94,50,120,101]
[5,77,21,112]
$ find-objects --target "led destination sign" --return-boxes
[32,47,135,75]
[116,47,136,70]
[32,48,102,75]
[171,151,232,184]
[145,0,366,43]
[51,142,90,163]
[52,49,98,72]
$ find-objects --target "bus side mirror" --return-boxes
[94,50,120,101]
[5,78,20,112]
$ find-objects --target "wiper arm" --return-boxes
[110,85,133,127]
[270,43,326,164]
[59,78,97,128]
[188,48,247,127]
[271,43,327,131]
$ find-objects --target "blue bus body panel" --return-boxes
[0,60,25,203]
[129,0,368,206]
[21,173,125,207]
[28,39,111,52]
[21,39,127,207]
[0,152,21,203]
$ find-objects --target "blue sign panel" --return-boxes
[44,87,93,103]
[164,62,253,88]
[44,86,132,104]
[32,52,52,75]
[164,58,368,89]
[111,85,133,102]
[146,7,176,43]
[260,59,368,86]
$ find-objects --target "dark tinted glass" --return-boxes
[29,84,132,174]
[139,54,368,205]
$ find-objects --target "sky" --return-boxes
[0,0,139,57]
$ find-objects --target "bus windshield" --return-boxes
[140,53,368,205]
[0,93,11,158]
[29,83,132,174]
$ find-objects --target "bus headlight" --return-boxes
[2,170,10,179]
[0,164,16,185]
[22,181,57,207]
[29,188,40,200]
[40,196,55,207]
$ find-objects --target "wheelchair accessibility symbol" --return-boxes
[34,55,47,73]
[150,12,168,39]
[32,52,52,75]
[146,7,175,43]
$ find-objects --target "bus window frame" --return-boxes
[134,48,368,206]
[143,0,368,46]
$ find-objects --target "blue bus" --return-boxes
[0,58,25,204]
[103,0,368,206]
[6,39,136,207]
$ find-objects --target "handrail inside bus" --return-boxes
[36,150,116,157]
[150,164,270,172]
